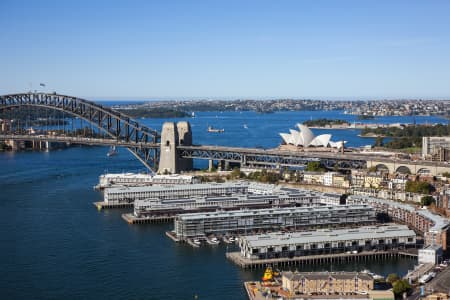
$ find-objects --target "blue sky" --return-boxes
[1,0,450,99]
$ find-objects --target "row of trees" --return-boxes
[405,181,435,194]
[116,107,189,118]
[365,124,450,149]
[227,168,281,183]
[303,118,349,127]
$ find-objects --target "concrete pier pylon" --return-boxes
[158,121,193,174]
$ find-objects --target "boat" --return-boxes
[191,112,195,118]
[418,273,433,284]
[372,274,384,280]
[223,236,235,244]
[193,238,201,246]
[243,124,248,129]
[207,126,224,133]
[207,237,220,245]
[262,266,274,282]
[107,146,118,157]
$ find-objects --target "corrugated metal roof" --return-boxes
[243,224,415,248]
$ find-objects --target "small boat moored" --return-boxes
[107,146,118,157]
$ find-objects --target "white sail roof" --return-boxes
[279,124,346,148]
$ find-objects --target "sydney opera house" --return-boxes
[280,124,346,149]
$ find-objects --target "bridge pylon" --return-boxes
[158,121,193,174]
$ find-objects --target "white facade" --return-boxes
[418,245,443,264]
[322,172,339,186]
[422,136,450,158]
[97,173,198,189]
[104,182,249,204]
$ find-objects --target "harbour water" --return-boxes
[1,109,444,299]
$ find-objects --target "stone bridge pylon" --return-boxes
[158,121,193,174]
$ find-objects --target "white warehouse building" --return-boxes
[238,224,416,260]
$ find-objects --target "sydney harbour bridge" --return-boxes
[1,92,448,175]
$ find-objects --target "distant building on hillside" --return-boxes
[422,137,450,161]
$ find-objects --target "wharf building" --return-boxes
[103,182,250,205]
[281,271,374,296]
[238,224,416,260]
[133,189,325,218]
[173,205,376,241]
[96,173,199,189]
[347,195,450,252]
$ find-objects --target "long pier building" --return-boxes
[172,204,376,241]
[103,181,250,205]
[96,173,199,189]
[237,224,416,260]
[132,191,323,218]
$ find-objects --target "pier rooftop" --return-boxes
[132,188,326,217]
[103,181,251,204]
[240,224,415,250]
[173,204,376,240]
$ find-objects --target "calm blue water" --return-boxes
[1,110,436,299]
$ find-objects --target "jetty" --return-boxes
[121,213,174,224]
[226,250,417,269]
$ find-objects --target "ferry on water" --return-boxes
[207,126,224,133]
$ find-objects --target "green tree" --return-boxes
[405,181,435,194]
[374,136,384,147]
[368,166,377,172]
[386,273,400,284]
[420,195,435,206]
[305,161,325,172]
[392,279,411,296]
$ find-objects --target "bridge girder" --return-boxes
[178,148,366,170]
[0,92,160,171]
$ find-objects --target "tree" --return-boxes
[420,195,435,206]
[405,181,435,194]
[305,161,325,172]
[392,279,411,296]
[230,167,242,179]
[368,166,377,172]
[386,273,400,284]
[374,136,384,147]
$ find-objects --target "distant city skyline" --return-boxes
[1,0,450,99]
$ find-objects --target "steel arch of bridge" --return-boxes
[0,92,160,171]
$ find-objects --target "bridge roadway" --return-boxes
[0,134,160,148]
[177,145,450,173]
[4,134,450,174]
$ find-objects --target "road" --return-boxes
[427,265,450,293]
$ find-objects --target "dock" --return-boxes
[226,250,417,269]
[93,201,133,210]
[165,231,180,242]
[121,213,174,224]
